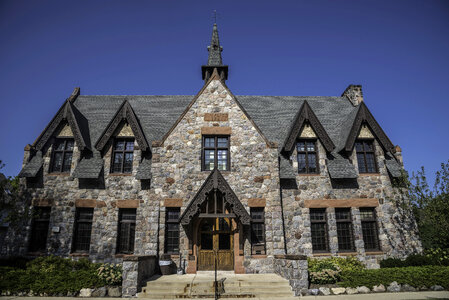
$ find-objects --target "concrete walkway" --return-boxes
[1,291,449,299]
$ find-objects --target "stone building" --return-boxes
[4,24,421,283]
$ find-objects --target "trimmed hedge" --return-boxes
[0,256,121,295]
[380,249,449,268]
[338,266,449,289]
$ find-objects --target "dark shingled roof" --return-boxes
[327,154,358,179]
[136,157,152,180]
[73,157,104,179]
[279,156,296,180]
[385,159,403,178]
[18,152,43,178]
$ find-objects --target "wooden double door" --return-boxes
[198,218,234,271]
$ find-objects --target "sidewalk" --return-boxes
[1,291,449,300]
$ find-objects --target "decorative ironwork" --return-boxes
[95,99,149,152]
[345,102,394,152]
[283,101,335,154]
[179,168,250,226]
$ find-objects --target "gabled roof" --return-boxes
[385,158,403,178]
[72,152,103,179]
[33,99,90,151]
[95,99,149,152]
[327,154,358,179]
[180,168,251,226]
[282,101,335,154]
[344,102,394,152]
[18,151,43,178]
[136,156,152,180]
[279,155,296,180]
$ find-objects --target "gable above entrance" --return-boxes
[179,168,250,226]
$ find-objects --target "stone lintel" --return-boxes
[152,140,162,147]
[116,200,140,208]
[164,198,183,207]
[248,198,266,207]
[32,199,54,207]
[75,199,97,208]
[201,127,231,135]
[304,198,379,208]
[204,113,228,122]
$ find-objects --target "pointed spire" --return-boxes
[202,22,228,83]
[207,23,223,66]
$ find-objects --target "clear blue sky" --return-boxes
[1,0,448,184]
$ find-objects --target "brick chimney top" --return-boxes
[342,85,363,106]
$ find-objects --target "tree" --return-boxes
[409,161,449,249]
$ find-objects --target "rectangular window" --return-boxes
[336,208,355,252]
[165,208,180,254]
[310,208,328,252]
[111,139,134,174]
[117,209,136,254]
[202,136,230,171]
[297,140,319,174]
[251,208,266,255]
[50,139,74,173]
[355,140,377,173]
[28,207,51,252]
[72,208,94,253]
[360,207,380,251]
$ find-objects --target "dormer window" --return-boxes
[50,138,74,173]
[355,140,377,173]
[111,138,134,174]
[296,139,318,174]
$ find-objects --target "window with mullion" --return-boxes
[251,208,266,255]
[310,208,329,252]
[50,138,74,173]
[117,209,136,254]
[360,207,380,251]
[202,136,229,171]
[165,208,180,254]
[336,208,355,252]
[28,207,51,252]
[111,139,134,174]
[72,208,94,253]
[355,139,377,173]
[297,139,318,174]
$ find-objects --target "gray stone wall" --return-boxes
[122,255,157,297]
[273,256,308,296]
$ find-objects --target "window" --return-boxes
[28,207,51,252]
[111,139,134,173]
[251,208,266,255]
[297,140,318,174]
[72,208,94,253]
[165,208,180,254]
[50,139,74,173]
[310,208,328,252]
[355,140,377,173]
[117,209,136,254]
[360,208,380,251]
[202,136,229,171]
[336,208,355,252]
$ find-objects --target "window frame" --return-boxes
[296,138,319,174]
[117,208,137,254]
[310,208,329,253]
[250,207,266,255]
[110,138,135,174]
[165,207,180,254]
[360,207,381,251]
[201,135,230,171]
[355,139,378,174]
[335,208,355,252]
[49,138,74,173]
[72,208,94,253]
[28,206,51,253]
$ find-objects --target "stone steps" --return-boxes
[138,273,294,299]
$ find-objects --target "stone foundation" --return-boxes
[122,255,157,297]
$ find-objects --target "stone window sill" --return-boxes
[312,252,332,257]
[337,252,358,256]
[251,254,267,259]
[365,251,384,255]
[115,254,135,258]
[108,173,133,177]
[70,252,89,257]
[297,174,321,177]
[48,173,70,176]
[359,173,381,176]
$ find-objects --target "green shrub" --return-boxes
[339,266,449,289]
[425,248,449,266]
[97,263,122,286]
[380,250,449,268]
[0,256,114,295]
[380,257,405,268]
[308,256,365,284]
[0,257,32,269]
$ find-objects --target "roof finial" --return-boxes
[201,16,228,83]
[213,10,217,24]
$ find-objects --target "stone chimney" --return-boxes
[342,85,363,106]
[393,145,404,166]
